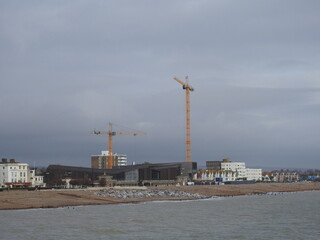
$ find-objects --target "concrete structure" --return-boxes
[0,158,31,188]
[98,174,116,187]
[91,151,127,169]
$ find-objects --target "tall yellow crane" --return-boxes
[92,122,146,169]
[173,76,194,163]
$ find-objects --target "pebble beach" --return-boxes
[1,182,319,210]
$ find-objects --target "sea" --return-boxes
[0,191,319,240]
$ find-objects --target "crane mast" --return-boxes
[92,122,146,169]
[108,122,114,169]
[173,76,194,162]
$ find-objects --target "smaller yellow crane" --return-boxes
[92,122,146,169]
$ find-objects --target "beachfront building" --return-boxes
[0,158,31,188]
[45,162,197,187]
[262,172,275,182]
[246,168,262,181]
[220,159,247,180]
[206,161,222,170]
[272,170,299,182]
[91,151,127,169]
[30,169,46,188]
[206,159,262,181]
[195,169,239,183]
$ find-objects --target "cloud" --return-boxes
[0,0,319,169]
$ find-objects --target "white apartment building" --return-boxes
[246,168,262,181]
[207,159,262,181]
[220,160,247,179]
[0,159,30,188]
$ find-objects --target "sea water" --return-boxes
[0,191,319,240]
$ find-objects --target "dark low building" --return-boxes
[45,162,197,187]
[45,165,124,186]
[135,162,197,182]
[206,161,222,170]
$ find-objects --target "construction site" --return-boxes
[43,77,197,188]
[1,76,265,189]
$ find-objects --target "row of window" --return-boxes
[7,179,27,183]
[8,172,27,178]
[2,166,27,170]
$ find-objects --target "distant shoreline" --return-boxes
[1,182,319,211]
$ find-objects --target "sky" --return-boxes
[1,0,319,170]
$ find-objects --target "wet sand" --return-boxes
[1,182,319,210]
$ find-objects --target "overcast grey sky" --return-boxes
[1,0,319,169]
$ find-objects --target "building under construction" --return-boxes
[91,151,127,169]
